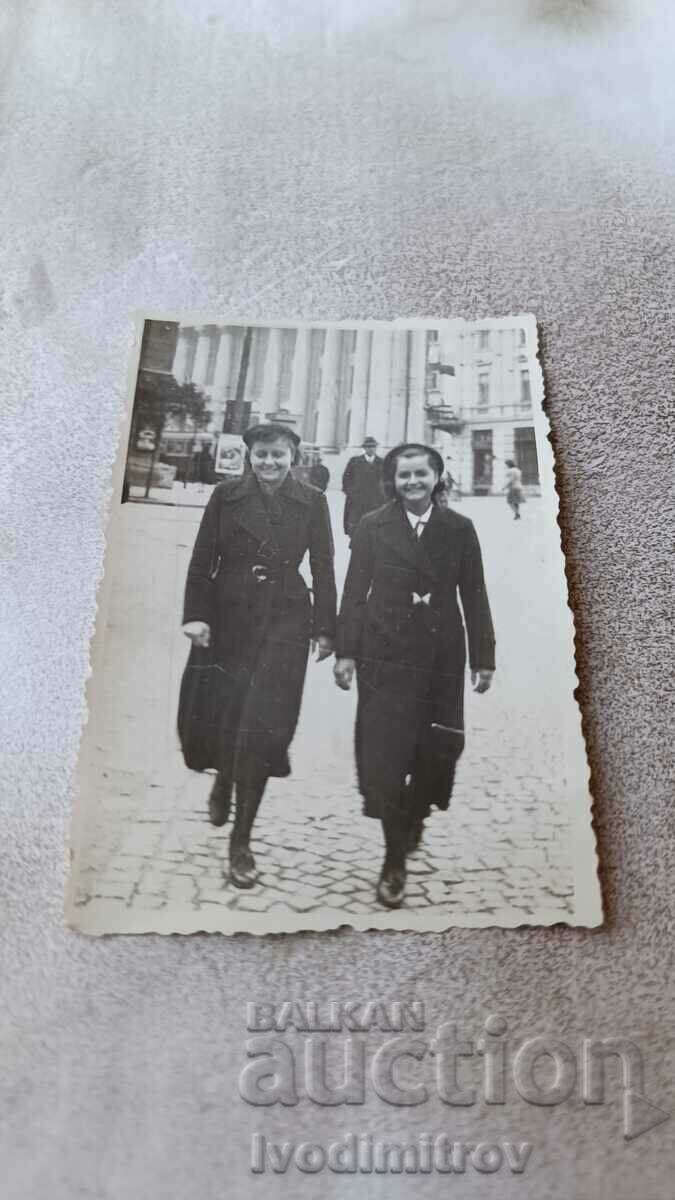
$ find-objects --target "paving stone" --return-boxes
[77,497,575,928]
[199,888,229,904]
[93,881,134,901]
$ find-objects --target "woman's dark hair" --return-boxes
[382,443,445,501]
[504,458,515,468]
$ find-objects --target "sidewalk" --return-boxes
[72,494,575,932]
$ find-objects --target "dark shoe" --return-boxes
[406,817,425,854]
[376,865,406,909]
[229,844,258,889]
[208,774,232,826]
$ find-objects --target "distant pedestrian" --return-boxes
[503,459,525,519]
[193,442,214,489]
[436,461,458,510]
[342,436,384,541]
[334,442,495,910]
[309,451,330,492]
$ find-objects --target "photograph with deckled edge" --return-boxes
[66,314,601,934]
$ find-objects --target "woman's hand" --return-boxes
[334,657,356,690]
[182,621,211,648]
[471,669,494,694]
[312,635,334,662]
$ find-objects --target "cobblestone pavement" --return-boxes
[71,490,578,933]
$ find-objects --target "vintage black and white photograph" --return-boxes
[67,316,601,933]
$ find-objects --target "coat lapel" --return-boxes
[226,473,276,553]
[225,470,311,556]
[418,505,447,577]
[376,502,440,583]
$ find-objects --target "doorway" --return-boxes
[472,429,493,494]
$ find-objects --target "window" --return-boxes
[477,371,490,408]
[429,369,438,391]
[427,330,439,343]
[514,426,539,485]
[518,328,526,347]
[520,369,532,407]
[478,329,490,351]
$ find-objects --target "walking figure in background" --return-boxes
[193,441,215,492]
[334,442,495,909]
[436,459,459,510]
[342,436,384,542]
[179,424,337,889]
[504,458,525,519]
[309,450,330,492]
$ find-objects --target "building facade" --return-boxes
[155,321,540,494]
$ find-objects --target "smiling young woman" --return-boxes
[178,423,337,889]
[334,442,496,909]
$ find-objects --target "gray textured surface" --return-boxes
[1,1,674,1197]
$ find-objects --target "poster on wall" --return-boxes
[214,433,246,477]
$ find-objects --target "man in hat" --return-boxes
[341,436,385,540]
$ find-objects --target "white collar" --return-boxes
[405,504,434,528]
[363,453,375,462]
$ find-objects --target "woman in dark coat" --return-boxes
[334,443,495,909]
[179,424,337,888]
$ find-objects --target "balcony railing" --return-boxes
[462,402,533,421]
[424,402,465,433]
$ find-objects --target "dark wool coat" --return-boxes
[336,501,495,820]
[179,472,337,782]
[341,455,385,536]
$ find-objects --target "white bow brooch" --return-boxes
[411,592,431,606]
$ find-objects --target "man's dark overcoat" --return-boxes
[179,472,337,782]
[342,454,384,536]
[336,500,495,820]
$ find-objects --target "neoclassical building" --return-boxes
[157,320,540,495]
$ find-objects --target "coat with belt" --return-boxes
[342,455,385,536]
[178,471,337,781]
[336,500,495,819]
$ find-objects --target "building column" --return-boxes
[172,327,192,383]
[455,329,467,415]
[315,328,341,447]
[208,328,233,434]
[262,326,283,414]
[289,326,311,420]
[365,328,392,446]
[347,328,371,447]
[192,327,212,387]
[243,327,265,418]
[212,329,233,400]
[386,330,409,446]
[406,330,427,441]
